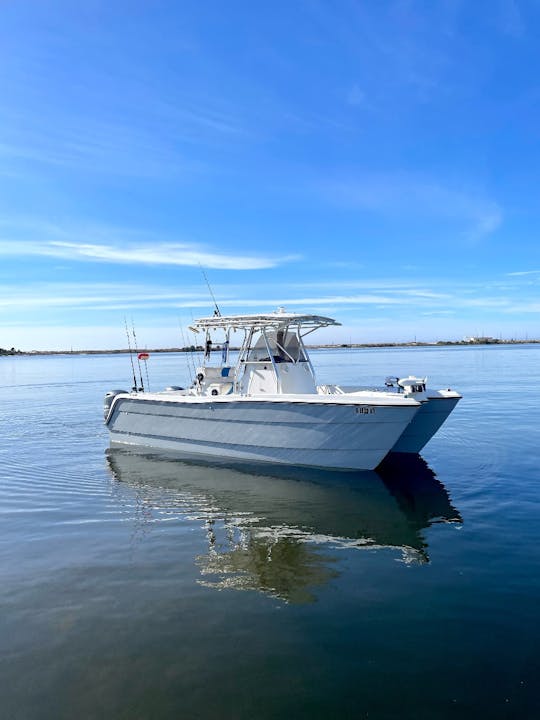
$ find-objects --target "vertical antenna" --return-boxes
[199,263,221,316]
[124,317,138,392]
[131,318,145,391]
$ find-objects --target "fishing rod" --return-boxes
[124,317,138,392]
[179,319,195,383]
[189,308,203,367]
[131,318,145,392]
[199,263,221,317]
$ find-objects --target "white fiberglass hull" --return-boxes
[391,391,461,453]
[106,393,420,470]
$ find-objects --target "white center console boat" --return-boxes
[104,309,461,470]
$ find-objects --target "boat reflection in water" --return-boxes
[106,450,462,603]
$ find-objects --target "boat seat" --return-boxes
[202,366,232,380]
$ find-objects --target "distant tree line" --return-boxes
[0,347,20,355]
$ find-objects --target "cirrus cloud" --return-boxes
[0,238,297,270]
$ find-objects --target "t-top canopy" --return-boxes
[192,308,341,332]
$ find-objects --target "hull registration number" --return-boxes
[355,406,375,415]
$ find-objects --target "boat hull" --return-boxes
[106,394,419,470]
[391,391,461,453]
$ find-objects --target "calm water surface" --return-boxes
[1,346,539,719]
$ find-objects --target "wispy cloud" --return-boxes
[0,237,296,271]
[0,277,529,315]
[2,270,539,349]
[0,282,209,310]
[507,269,540,276]
[0,48,249,177]
[0,123,204,179]
[0,287,413,312]
[502,302,540,313]
[319,172,502,240]
[421,310,456,316]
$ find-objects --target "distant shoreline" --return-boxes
[2,338,539,357]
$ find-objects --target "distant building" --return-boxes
[463,336,500,344]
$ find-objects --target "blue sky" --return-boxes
[1,0,540,350]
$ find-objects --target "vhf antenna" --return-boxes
[199,263,221,317]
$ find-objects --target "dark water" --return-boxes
[1,346,539,719]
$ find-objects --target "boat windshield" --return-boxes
[247,329,308,363]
